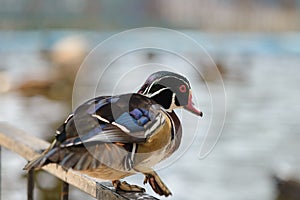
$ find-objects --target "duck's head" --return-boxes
[138,71,203,117]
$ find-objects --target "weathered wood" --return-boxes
[0,122,159,200]
[61,182,69,200]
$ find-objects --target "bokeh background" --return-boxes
[1,0,300,200]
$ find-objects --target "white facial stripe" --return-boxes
[142,75,190,95]
[146,87,169,98]
[142,84,151,95]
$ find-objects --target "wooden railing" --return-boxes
[0,122,158,200]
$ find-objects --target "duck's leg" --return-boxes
[136,167,172,197]
[112,180,145,193]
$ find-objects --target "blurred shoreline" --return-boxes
[0,0,300,31]
[0,30,300,55]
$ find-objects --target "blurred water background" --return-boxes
[1,1,300,200]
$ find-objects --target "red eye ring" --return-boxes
[179,84,187,93]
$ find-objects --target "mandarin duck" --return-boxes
[24,71,203,197]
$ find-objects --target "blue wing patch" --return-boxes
[115,113,145,133]
[130,108,150,124]
[112,108,152,133]
[130,108,143,120]
[60,95,165,148]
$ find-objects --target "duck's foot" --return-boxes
[112,180,146,193]
[143,171,172,197]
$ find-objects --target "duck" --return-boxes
[24,71,203,197]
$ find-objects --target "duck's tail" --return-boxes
[23,140,58,170]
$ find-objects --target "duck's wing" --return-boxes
[24,94,166,170]
[57,94,166,147]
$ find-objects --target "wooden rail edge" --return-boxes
[0,122,159,200]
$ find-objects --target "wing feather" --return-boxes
[59,94,166,148]
[24,94,167,170]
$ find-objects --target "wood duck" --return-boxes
[24,71,203,197]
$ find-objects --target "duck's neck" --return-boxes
[145,88,177,112]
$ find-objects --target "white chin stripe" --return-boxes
[166,93,178,112]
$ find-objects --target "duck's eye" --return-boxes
[179,84,187,93]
